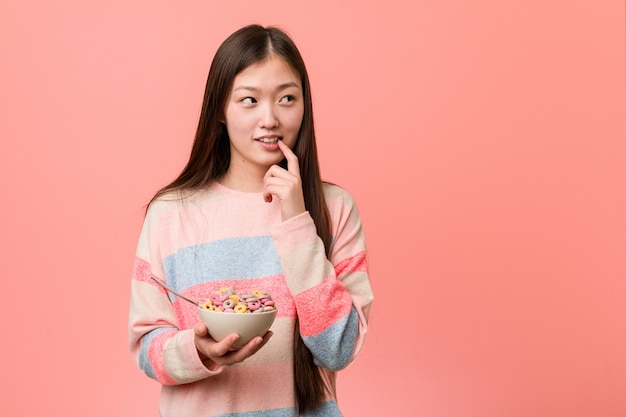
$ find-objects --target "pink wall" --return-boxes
[1,1,624,416]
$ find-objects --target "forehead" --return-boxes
[233,55,301,87]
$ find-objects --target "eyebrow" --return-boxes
[232,81,300,92]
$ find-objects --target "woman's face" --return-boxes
[223,55,304,177]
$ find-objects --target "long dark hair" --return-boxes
[149,25,331,413]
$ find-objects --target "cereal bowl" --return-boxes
[198,307,277,349]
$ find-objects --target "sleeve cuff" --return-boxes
[181,329,225,379]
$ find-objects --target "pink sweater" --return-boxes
[128,182,373,416]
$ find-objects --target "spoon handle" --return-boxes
[150,276,199,306]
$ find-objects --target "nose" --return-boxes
[259,103,279,129]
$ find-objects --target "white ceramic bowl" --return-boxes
[198,307,277,349]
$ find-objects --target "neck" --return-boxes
[219,166,265,193]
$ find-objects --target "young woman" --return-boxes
[128,24,373,416]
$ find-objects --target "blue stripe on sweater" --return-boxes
[163,236,282,291]
[305,307,359,371]
[138,327,171,380]
[213,400,342,416]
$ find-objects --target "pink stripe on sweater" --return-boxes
[334,251,367,277]
[133,257,169,300]
[149,329,178,385]
[133,257,155,283]
[295,277,354,337]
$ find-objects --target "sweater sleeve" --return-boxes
[269,187,373,370]
[128,202,223,385]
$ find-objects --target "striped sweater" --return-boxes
[128,181,373,417]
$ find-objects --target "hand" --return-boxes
[263,140,306,221]
[194,323,273,370]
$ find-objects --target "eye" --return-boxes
[279,95,296,103]
[242,97,257,104]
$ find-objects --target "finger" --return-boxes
[247,331,273,354]
[228,331,273,361]
[263,165,289,203]
[257,330,273,349]
[209,334,240,357]
[264,167,298,190]
[262,184,283,203]
[277,140,299,176]
[263,164,289,180]
[194,322,208,337]
[263,182,287,204]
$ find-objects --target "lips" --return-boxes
[255,135,281,144]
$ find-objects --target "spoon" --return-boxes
[150,276,200,307]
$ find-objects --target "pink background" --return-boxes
[1,1,625,416]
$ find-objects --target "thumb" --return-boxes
[194,322,208,337]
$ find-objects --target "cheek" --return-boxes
[225,110,253,135]
[284,108,304,133]
[286,117,303,132]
